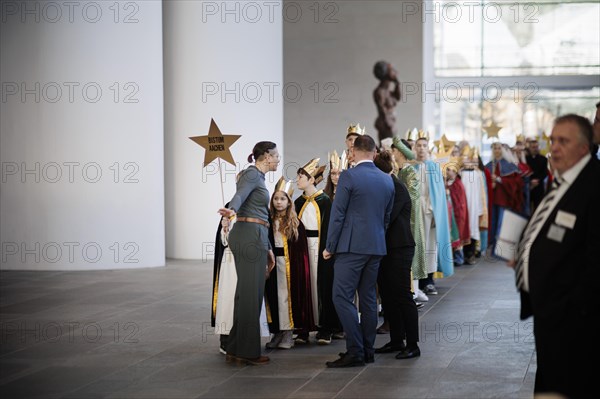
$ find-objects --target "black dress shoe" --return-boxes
[326,353,365,368]
[338,351,374,363]
[395,347,421,359]
[375,342,406,354]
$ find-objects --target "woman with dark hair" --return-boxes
[211,204,270,355]
[373,150,420,359]
[218,141,279,365]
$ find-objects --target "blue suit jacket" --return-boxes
[326,161,395,256]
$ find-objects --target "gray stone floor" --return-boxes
[0,257,535,398]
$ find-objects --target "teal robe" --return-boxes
[415,160,454,278]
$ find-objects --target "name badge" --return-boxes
[547,224,566,243]
[555,210,576,229]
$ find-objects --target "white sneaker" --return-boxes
[413,289,429,302]
[278,330,294,349]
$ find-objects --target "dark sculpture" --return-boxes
[373,61,401,143]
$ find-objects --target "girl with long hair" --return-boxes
[264,179,314,349]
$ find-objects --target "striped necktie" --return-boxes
[515,178,562,290]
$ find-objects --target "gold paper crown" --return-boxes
[347,123,366,136]
[405,128,418,141]
[417,130,429,140]
[274,176,294,198]
[461,144,472,157]
[329,150,342,171]
[449,156,463,171]
[516,134,525,143]
[441,156,463,178]
[300,158,327,185]
[340,150,349,170]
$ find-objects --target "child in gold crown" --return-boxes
[264,178,315,349]
[294,159,342,344]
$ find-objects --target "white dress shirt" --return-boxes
[521,153,591,292]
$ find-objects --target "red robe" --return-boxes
[517,162,532,178]
[448,177,471,247]
[491,162,524,213]
[265,221,315,335]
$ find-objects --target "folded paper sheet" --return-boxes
[495,210,528,261]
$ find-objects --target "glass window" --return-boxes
[434,1,600,77]
[437,87,600,162]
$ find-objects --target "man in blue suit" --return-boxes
[323,135,394,367]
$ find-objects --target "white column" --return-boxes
[163,1,284,259]
[1,1,165,270]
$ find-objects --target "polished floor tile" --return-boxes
[0,258,535,398]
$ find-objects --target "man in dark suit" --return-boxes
[513,114,599,398]
[373,150,419,359]
[323,135,394,367]
[525,137,548,212]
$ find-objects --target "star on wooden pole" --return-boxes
[483,121,502,139]
[189,118,241,167]
[190,118,241,205]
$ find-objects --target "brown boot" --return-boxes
[226,354,270,365]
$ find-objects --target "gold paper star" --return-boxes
[540,131,551,156]
[190,119,241,167]
[440,134,456,150]
[483,121,502,139]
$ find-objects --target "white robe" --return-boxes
[419,167,438,274]
[298,201,320,326]
[214,218,269,337]
[461,170,484,242]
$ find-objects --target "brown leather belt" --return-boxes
[236,217,270,228]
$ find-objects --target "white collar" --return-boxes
[554,153,591,186]
[354,159,373,166]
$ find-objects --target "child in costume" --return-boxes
[264,177,315,349]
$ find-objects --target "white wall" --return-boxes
[1,1,421,266]
[283,0,424,170]
[163,1,284,260]
[1,1,165,270]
